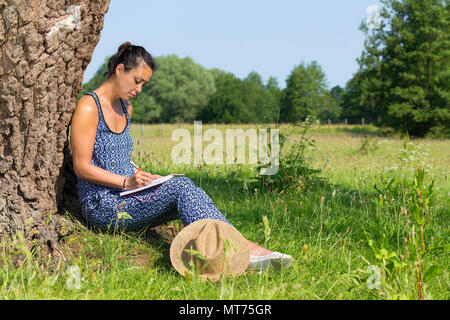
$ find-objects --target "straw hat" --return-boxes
[170,219,250,281]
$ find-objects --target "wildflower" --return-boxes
[302,244,309,254]
[400,207,407,216]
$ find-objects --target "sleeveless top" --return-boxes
[76,92,135,214]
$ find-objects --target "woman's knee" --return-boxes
[167,176,196,189]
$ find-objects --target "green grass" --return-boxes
[1,123,448,299]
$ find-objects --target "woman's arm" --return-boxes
[70,95,129,189]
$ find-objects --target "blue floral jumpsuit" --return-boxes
[76,92,231,231]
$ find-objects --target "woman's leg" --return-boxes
[117,177,231,230]
[246,240,273,256]
[117,177,274,256]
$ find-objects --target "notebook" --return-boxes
[120,174,185,196]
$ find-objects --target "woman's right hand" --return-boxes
[124,171,163,190]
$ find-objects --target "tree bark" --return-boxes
[0,0,111,249]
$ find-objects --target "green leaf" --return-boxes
[410,203,423,225]
[117,211,133,221]
[66,237,79,245]
[423,264,443,282]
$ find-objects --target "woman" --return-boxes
[70,42,292,270]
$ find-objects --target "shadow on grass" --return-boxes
[142,231,173,271]
[334,125,384,137]
[341,128,382,137]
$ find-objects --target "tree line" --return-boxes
[79,56,358,126]
[79,0,449,138]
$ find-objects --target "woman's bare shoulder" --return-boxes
[77,94,97,109]
[72,95,99,128]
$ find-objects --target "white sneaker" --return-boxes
[247,252,293,271]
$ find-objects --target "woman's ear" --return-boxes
[115,63,125,76]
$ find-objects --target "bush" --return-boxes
[252,117,324,193]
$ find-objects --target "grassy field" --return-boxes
[1,123,448,299]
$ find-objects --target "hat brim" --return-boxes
[169,219,250,281]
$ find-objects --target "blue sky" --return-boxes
[83,0,382,89]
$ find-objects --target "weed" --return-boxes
[253,117,324,193]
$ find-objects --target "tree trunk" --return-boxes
[0,0,111,251]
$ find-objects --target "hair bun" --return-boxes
[118,41,132,52]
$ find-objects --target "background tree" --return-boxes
[240,72,280,123]
[316,93,342,123]
[208,67,227,81]
[150,55,216,123]
[355,0,449,137]
[330,85,345,110]
[198,72,246,123]
[198,71,281,124]
[0,0,111,250]
[281,61,337,123]
[340,74,365,122]
[265,76,284,123]
[130,92,161,123]
[340,71,382,124]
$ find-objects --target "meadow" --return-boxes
[1,123,448,300]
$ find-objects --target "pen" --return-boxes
[130,160,143,172]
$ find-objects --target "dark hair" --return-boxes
[104,42,158,78]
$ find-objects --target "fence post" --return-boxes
[328,119,331,127]
[345,118,348,126]
[362,117,365,125]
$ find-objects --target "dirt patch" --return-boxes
[130,250,154,267]
[147,223,183,244]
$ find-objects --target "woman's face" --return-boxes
[114,62,153,101]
